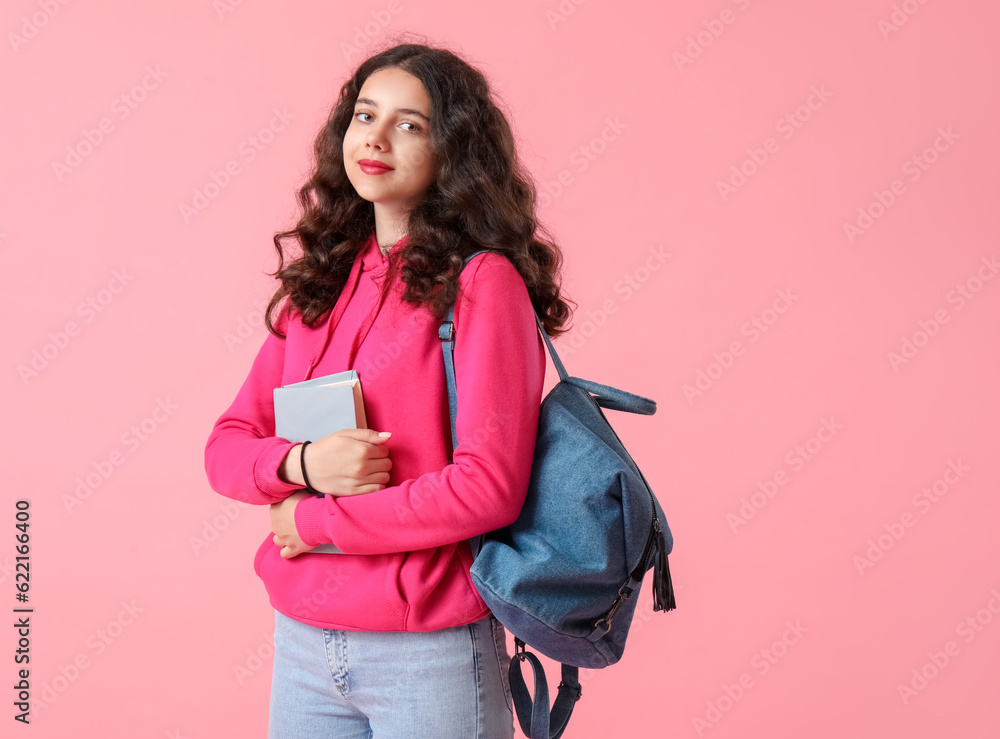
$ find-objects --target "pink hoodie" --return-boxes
[204,232,546,631]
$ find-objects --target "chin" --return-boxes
[348,183,381,202]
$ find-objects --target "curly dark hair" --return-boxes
[263,37,575,339]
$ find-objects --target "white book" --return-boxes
[273,369,367,554]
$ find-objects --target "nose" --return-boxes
[365,122,390,150]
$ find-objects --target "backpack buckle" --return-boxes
[594,579,637,634]
[438,321,454,341]
[513,636,527,660]
[558,680,583,702]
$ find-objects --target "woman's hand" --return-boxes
[271,430,392,558]
[269,491,311,558]
[279,428,393,497]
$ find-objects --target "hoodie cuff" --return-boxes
[253,438,308,501]
[294,494,336,549]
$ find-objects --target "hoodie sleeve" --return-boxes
[204,302,305,505]
[293,253,547,554]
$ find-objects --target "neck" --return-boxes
[373,203,410,255]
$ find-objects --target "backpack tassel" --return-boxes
[652,519,676,612]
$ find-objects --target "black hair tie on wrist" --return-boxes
[299,441,322,496]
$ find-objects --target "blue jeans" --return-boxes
[268,609,515,738]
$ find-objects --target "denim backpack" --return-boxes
[439,250,676,739]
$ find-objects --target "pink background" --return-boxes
[3,1,998,737]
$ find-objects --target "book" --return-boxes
[274,369,367,442]
[273,369,367,554]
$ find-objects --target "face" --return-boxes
[343,66,437,216]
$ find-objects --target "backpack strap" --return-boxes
[438,249,658,555]
[437,250,582,738]
[439,249,655,441]
[437,249,649,737]
[509,638,582,739]
[438,250,561,452]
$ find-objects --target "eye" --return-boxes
[355,111,373,123]
[400,121,422,133]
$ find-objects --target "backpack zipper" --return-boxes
[587,394,677,633]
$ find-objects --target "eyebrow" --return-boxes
[354,97,430,123]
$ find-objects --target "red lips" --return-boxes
[359,159,393,174]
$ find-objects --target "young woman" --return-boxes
[204,41,574,737]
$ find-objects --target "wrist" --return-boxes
[299,441,323,495]
[278,443,305,486]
